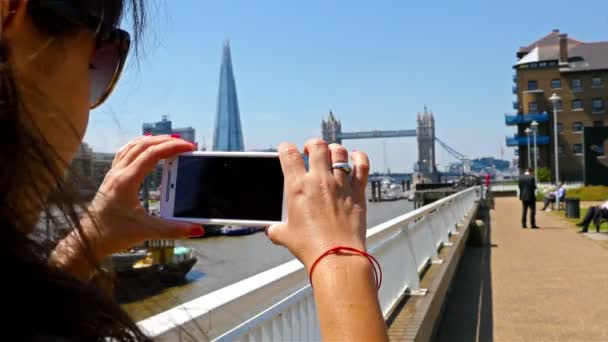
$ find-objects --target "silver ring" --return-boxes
[331,162,352,175]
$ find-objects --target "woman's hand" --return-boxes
[266,139,370,270]
[267,139,388,341]
[51,135,203,281]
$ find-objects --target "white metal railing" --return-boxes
[490,182,583,195]
[138,187,481,341]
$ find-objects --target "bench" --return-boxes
[550,193,567,210]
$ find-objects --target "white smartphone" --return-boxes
[160,151,286,227]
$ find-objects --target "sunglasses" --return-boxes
[28,1,131,109]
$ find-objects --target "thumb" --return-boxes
[266,223,289,246]
[141,215,204,240]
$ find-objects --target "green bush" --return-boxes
[565,186,608,201]
[537,167,551,182]
[535,185,608,202]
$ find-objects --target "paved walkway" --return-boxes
[436,197,608,341]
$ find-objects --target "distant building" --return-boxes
[69,143,166,198]
[416,107,438,182]
[212,41,245,151]
[68,143,114,197]
[143,115,197,145]
[507,29,608,181]
[172,127,196,145]
[321,111,342,144]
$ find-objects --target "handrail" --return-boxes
[138,186,481,341]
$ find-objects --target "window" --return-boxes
[592,76,604,88]
[557,123,563,133]
[551,79,562,89]
[572,99,583,110]
[572,121,583,133]
[592,98,605,112]
[528,80,538,90]
[593,121,604,127]
[558,144,565,155]
[571,79,582,91]
[573,144,583,155]
[529,102,539,113]
[555,100,563,111]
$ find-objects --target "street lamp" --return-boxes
[549,93,562,208]
[525,127,532,169]
[531,120,539,183]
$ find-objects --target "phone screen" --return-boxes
[172,155,284,221]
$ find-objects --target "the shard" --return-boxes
[212,40,245,151]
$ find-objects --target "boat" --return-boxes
[369,177,408,201]
[112,242,197,302]
[111,250,148,272]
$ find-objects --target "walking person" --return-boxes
[518,168,538,228]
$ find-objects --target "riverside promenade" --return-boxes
[435,197,608,341]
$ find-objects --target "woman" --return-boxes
[3,0,387,340]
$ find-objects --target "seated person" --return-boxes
[542,184,566,211]
[577,200,608,233]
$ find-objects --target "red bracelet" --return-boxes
[308,246,382,291]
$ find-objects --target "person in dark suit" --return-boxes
[518,168,538,228]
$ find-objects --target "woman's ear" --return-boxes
[1,0,28,39]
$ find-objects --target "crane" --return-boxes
[435,137,471,174]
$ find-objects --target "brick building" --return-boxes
[507,29,608,181]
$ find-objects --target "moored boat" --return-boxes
[112,241,197,302]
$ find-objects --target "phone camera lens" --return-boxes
[171,184,175,189]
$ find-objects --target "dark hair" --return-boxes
[526,167,533,173]
[1,1,149,340]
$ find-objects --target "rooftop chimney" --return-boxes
[559,33,568,64]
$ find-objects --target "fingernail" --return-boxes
[189,226,204,237]
[144,133,152,136]
[171,133,181,138]
[352,149,358,152]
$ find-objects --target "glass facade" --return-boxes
[212,41,245,151]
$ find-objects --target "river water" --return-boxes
[123,199,414,321]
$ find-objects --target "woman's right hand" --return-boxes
[266,139,370,270]
[267,139,388,342]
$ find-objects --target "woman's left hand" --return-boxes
[51,135,203,281]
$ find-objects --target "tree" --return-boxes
[537,167,551,182]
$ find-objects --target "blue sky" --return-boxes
[84,0,608,172]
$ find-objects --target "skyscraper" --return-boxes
[212,41,245,151]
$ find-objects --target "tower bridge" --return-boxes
[322,107,442,182]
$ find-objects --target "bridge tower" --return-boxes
[416,107,439,182]
[322,110,342,144]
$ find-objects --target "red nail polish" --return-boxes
[171,133,181,138]
[144,133,152,136]
[189,226,204,237]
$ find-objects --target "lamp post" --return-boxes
[549,93,562,208]
[531,120,539,183]
[525,127,532,170]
